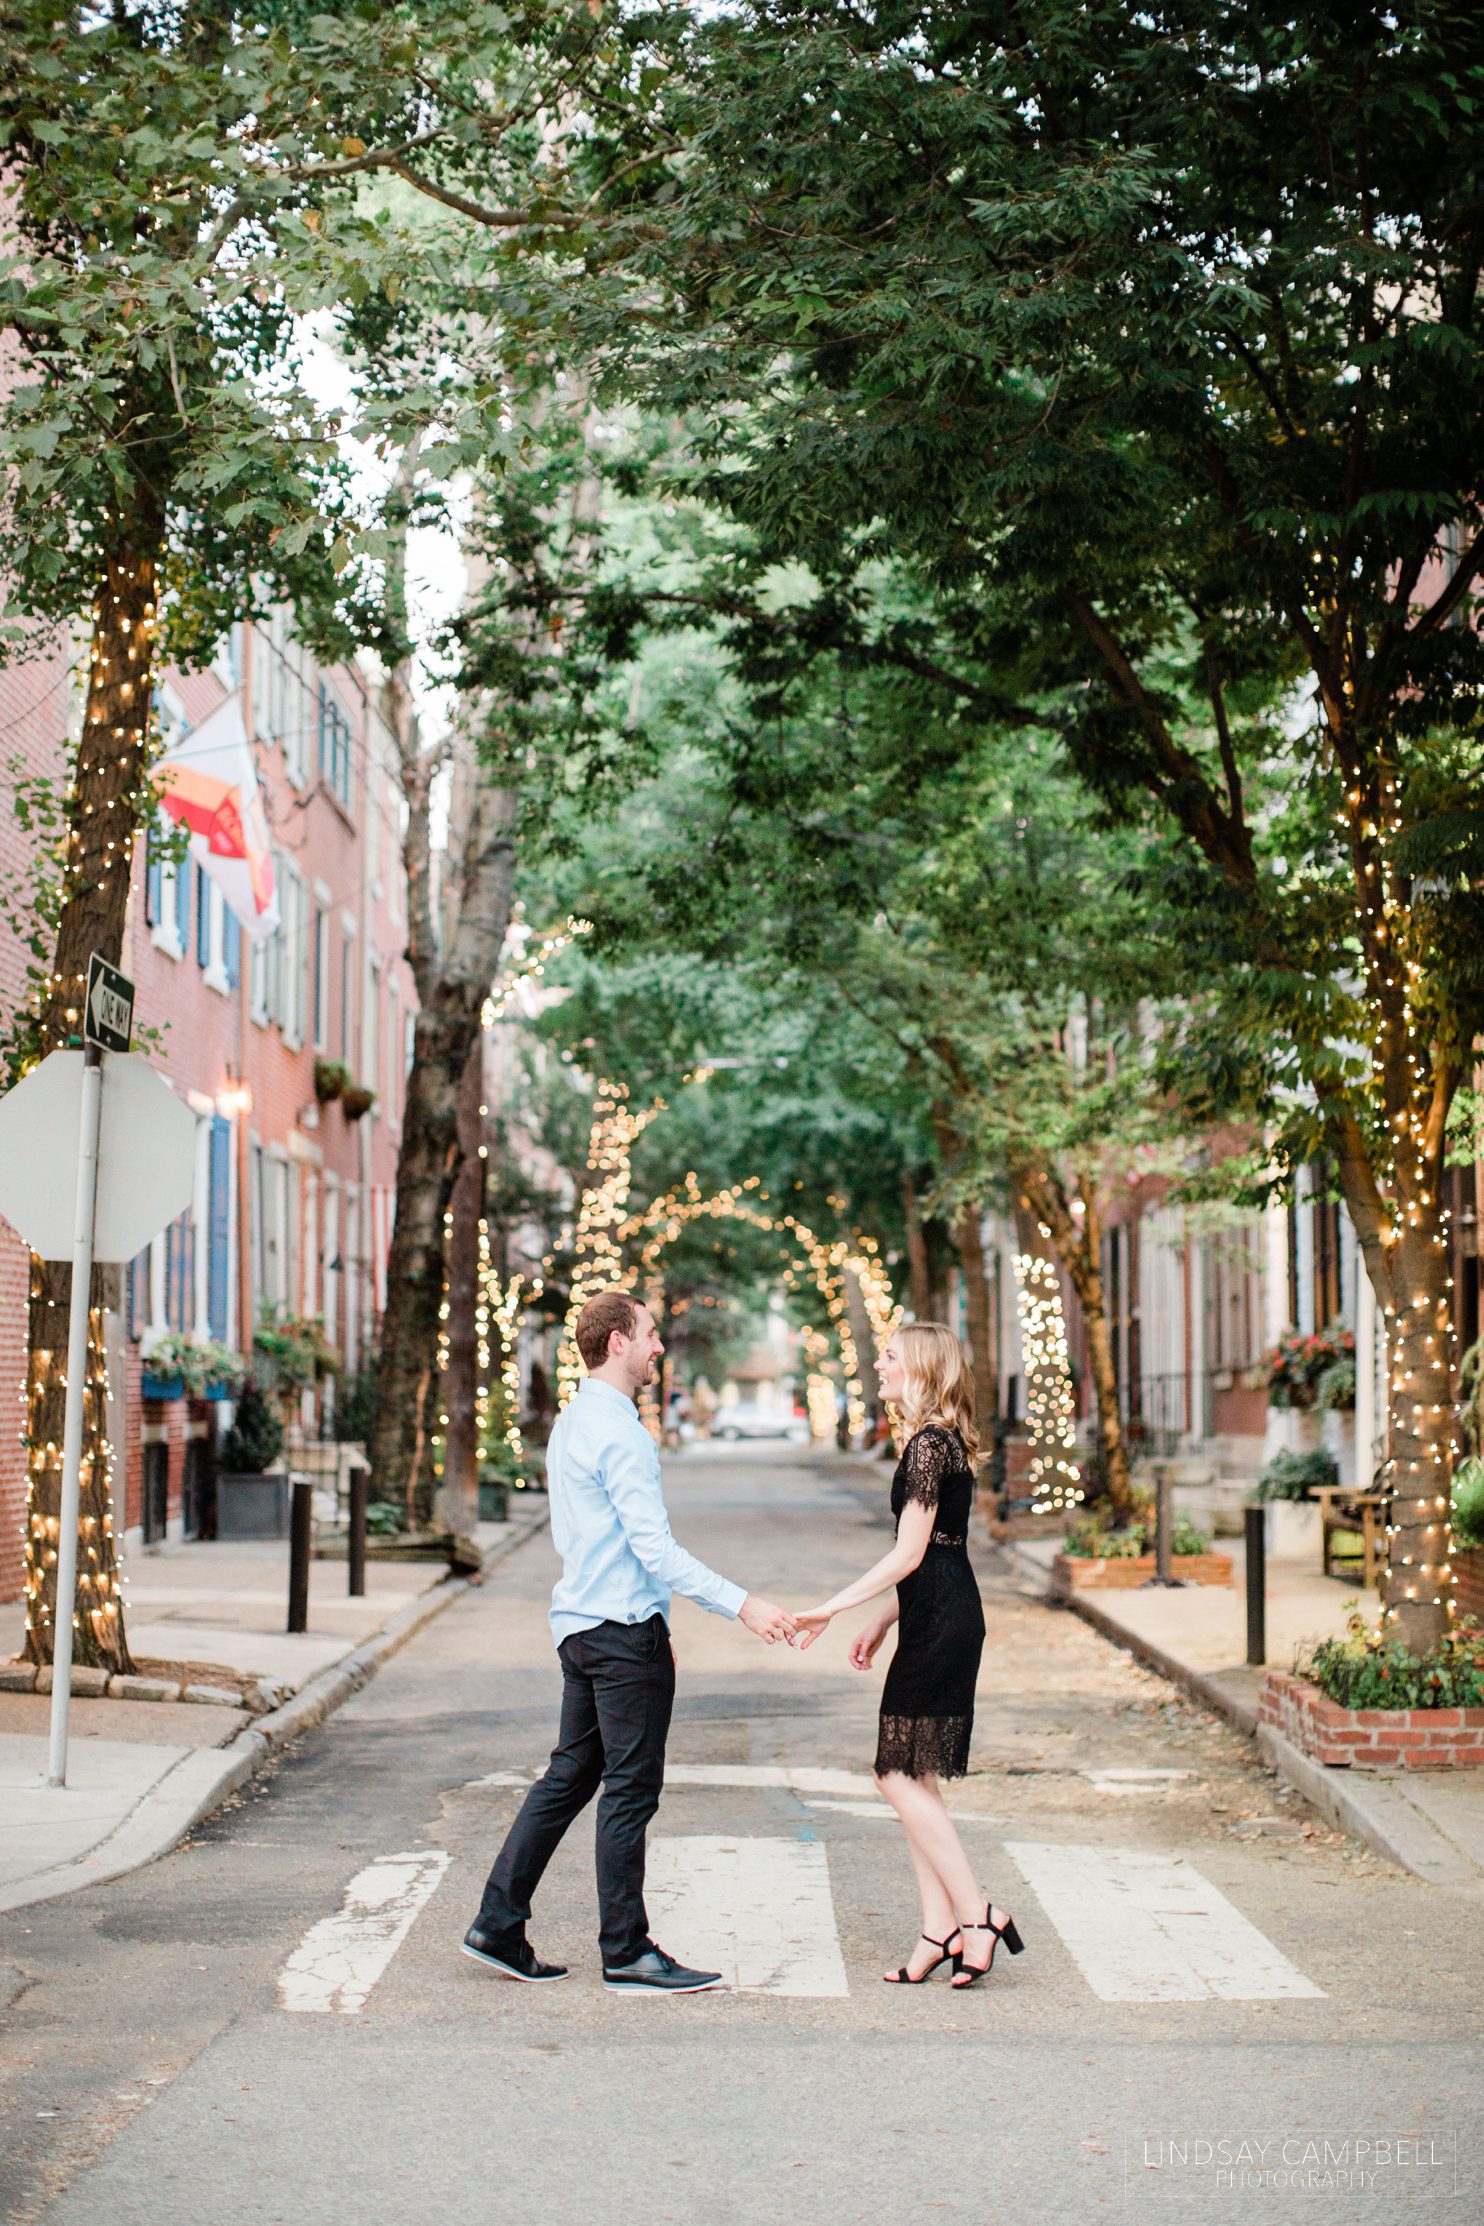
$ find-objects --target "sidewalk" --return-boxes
[0,1500,550,1913]
[1002,1530,1484,1895]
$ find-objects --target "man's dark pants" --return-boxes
[473,1612,675,1967]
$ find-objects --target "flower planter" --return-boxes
[1052,1550,1234,1592]
[216,1469,290,1540]
[1263,1499,1322,1561]
[1259,1666,1484,1769]
[1452,1547,1484,1627]
[141,1371,185,1403]
[340,1086,375,1122]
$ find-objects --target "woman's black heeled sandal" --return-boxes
[951,1907,1024,1988]
[883,1928,963,1985]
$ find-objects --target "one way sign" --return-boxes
[84,952,133,1053]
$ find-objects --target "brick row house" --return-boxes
[970,1159,1482,1508]
[0,617,417,1601]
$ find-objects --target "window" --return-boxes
[196,870,232,993]
[387,984,400,1119]
[319,680,353,811]
[366,956,381,1116]
[312,906,329,1051]
[145,818,187,960]
[252,608,312,783]
[208,1117,232,1342]
[249,855,280,1027]
[275,856,310,1048]
[339,925,356,1065]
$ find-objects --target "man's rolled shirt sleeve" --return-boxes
[604,1427,747,1619]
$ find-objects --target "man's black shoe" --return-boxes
[602,1943,725,1994]
[461,1927,568,1983]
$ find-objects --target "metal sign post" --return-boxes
[0,954,197,1788]
[45,1041,105,1787]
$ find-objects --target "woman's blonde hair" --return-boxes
[893,1321,980,1466]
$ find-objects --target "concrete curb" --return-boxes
[1254,1724,1484,1896]
[0,1504,550,1914]
[999,1532,1484,1891]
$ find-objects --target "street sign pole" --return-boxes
[46,1042,105,1788]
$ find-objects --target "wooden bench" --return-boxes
[1315,1487,1386,1591]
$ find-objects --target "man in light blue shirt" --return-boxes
[463,1288,797,1995]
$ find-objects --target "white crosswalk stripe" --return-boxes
[1005,1840,1325,2002]
[278,1850,451,2014]
[276,1804,1325,2012]
[645,1836,850,1996]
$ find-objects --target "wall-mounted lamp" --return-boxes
[216,1066,252,1119]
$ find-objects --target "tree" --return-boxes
[0,0,615,1661]
[592,0,1484,1647]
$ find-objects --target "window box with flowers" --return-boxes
[1264,1324,1357,1411]
[141,1335,248,1403]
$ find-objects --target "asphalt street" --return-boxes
[2,1444,1480,2225]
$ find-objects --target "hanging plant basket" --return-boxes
[314,1058,351,1105]
[341,1083,376,1121]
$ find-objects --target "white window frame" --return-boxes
[203,877,231,997]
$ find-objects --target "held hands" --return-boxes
[738,1593,800,1646]
[793,1606,834,1652]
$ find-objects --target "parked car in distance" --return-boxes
[711,1403,809,1442]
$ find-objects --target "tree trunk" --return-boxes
[900,1172,932,1321]
[438,1037,484,1541]
[367,784,517,1527]
[1015,1170,1136,1524]
[24,527,162,1671]
[951,1200,997,1449]
[1378,1223,1455,1654]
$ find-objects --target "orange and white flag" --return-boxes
[150,694,279,942]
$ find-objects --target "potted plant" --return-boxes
[215,1377,289,1539]
[340,1081,376,1121]
[314,1057,351,1105]
[1252,1445,1339,1558]
[254,1311,340,1393]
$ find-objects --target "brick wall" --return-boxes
[1259,1665,1484,1769]
[1452,1549,1484,1629]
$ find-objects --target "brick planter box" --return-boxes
[1259,1666,1484,1769]
[1452,1547,1484,1627]
[1052,1551,1234,1592]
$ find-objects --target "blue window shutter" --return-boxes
[196,864,211,965]
[208,1118,231,1341]
[225,909,241,989]
[163,1217,173,1324]
[145,828,162,926]
[127,1253,148,1341]
[175,854,191,954]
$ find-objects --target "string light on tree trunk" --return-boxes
[1013,1250,1083,1514]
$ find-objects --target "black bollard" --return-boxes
[348,1466,368,1599]
[1154,1464,1173,1584]
[1244,1502,1267,1666]
[287,1478,312,1634]
[1140,1462,1185,1587]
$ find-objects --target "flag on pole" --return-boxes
[150,693,279,942]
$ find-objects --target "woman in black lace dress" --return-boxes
[797,1324,1024,1988]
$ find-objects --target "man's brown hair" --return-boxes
[575,1288,642,1371]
